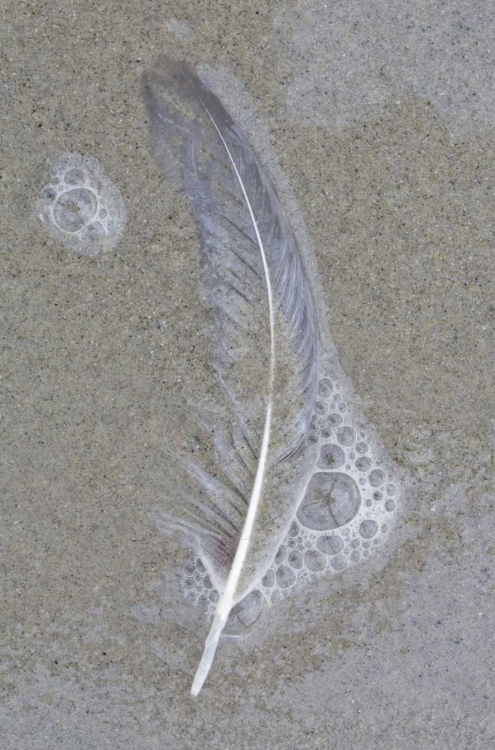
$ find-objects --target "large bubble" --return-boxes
[223,590,266,635]
[297,471,361,530]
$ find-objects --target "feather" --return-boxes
[143,58,321,695]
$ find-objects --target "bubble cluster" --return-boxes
[180,373,400,626]
[180,558,219,611]
[34,153,126,256]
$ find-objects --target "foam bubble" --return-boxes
[297,471,362,530]
[327,412,343,428]
[223,590,266,635]
[262,569,275,587]
[288,550,303,569]
[359,520,378,539]
[318,443,345,470]
[34,153,126,256]
[356,456,372,472]
[316,534,344,556]
[318,377,333,399]
[369,469,386,487]
[330,554,348,571]
[277,565,296,588]
[304,549,326,572]
[315,400,328,416]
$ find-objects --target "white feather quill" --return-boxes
[143,58,321,695]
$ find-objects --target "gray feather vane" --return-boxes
[144,58,321,695]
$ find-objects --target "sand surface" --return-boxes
[1,1,494,747]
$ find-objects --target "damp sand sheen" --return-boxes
[34,153,126,256]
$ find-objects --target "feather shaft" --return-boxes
[191,106,276,696]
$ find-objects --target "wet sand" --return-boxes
[1,1,494,747]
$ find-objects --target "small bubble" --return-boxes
[373,491,383,502]
[262,569,275,588]
[387,483,398,496]
[316,534,344,556]
[359,520,378,539]
[40,186,57,204]
[355,441,368,454]
[350,550,361,563]
[336,426,356,447]
[318,377,333,399]
[315,400,328,416]
[64,167,86,185]
[369,469,386,487]
[288,522,299,537]
[277,565,296,588]
[318,443,345,470]
[80,220,106,244]
[330,555,347,571]
[304,549,326,572]
[275,545,287,564]
[327,412,343,427]
[385,499,396,512]
[288,550,303,569]
[356,456,372,472]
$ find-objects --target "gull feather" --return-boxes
[144,58,320,695]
